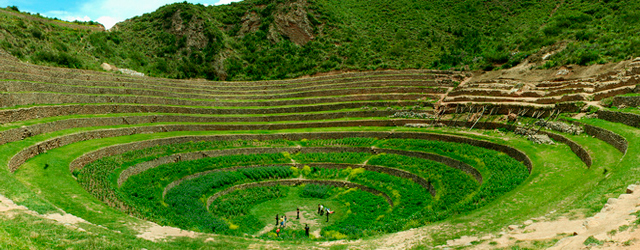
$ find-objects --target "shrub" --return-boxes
[300,184,331,198]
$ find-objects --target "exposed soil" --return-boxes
[0,194,88,229]
[0,194,27,213]
[136,222,199,241]
[436,184,640,249]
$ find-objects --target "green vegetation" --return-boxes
[300,184,331,198]
[72,137,528,240]
[1,18,640,247]
[2,0,640,80]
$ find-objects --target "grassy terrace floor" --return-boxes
[0,120,631,248]
[1,54,639,248]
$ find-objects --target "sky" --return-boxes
[1,0,243,29]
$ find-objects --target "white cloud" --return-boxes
[96,16,120,29]
[42,10,91,23]
[214,0,242,5]
[66,15,92,22]
[79,0,181,20]
[15,0,245,30]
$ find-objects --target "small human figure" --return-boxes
[318,204,322,215]
[319,204,324,216]
[275,214,279,226]
[326,208,330,222]
[276,228,280,237]
[305,224,310,237]
[297,207,300,219]
[283,215,288,227]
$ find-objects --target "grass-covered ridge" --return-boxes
[2,0,640,80]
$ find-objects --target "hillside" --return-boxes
[1,0,639,81]
[4,3,640,247]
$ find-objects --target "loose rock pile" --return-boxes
[404,123,445,128]
[515,127,555,145]
[535,120,583,135]
[390,111,435,119]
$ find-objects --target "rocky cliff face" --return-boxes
[237,0,318,45]
[271,0,315,45]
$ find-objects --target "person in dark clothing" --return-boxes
[297,207,300,219]
[305,224,310,237]
[275,214,279,226]
[326,209,330,222]
[317,204,321,214]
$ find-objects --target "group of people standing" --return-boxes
[317,204,333,222]
[275,207,311,237]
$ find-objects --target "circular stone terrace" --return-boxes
[2,51,640,248]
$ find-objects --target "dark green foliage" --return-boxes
[376,139,529,221]
[78,138,528,239]
[211,185,289,234]
[291,152,370,164]
[300,184,331,198]
[212,185,289,217]
[322,188,389,238]
[33,51,83,68]
[120,155,291,234]
[3,0,640,79]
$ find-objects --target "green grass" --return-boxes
[0,117,638,247]
[250,186,348,233]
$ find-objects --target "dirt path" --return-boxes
[436,184,640,249]
[0,194,27,213]
[136,222,199,241]
[0,194,89,229]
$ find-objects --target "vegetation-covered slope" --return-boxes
[1,0,639,81]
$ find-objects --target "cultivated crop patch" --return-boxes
[77,137,528,240]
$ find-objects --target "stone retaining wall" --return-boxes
[0,80,442,99]
[448,88,587,99]
[304,163,436,196]
[13,120,429,172]
[0,101,421,124]
[443,103,581,116]
[425,120,592,167]
[160,162,435,198]
[0,71,446,92]
[563,119,628,155]
[385,132,533,172]
[612,96,640,108]
[445,93,586,105]
[0,111,396,145]
[593,86,636,101]
[597,110,640,128]
[0,60,455,88]
[123,146,454,196]
[538,131,592,167]
[374,148,482,183]
[123,147,289,188]
[0,63,457,92]
[0,92,425,109]
[205,179,394,208]
[594,76,639,92]
[69,131,532,180]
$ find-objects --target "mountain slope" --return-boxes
[1,0,639,80]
